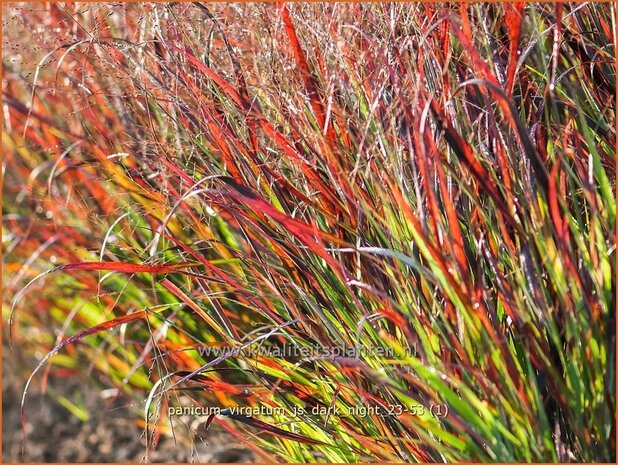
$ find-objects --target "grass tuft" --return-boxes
[3,2,615,462]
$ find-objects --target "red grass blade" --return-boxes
[279,4,332,142]
[221,409,325,445]
[504,3,526,97]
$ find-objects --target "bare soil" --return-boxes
[3,354,257,463]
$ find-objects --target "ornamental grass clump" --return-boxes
[3,2,615,462]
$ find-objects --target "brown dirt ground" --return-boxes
[3,353,258,463]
